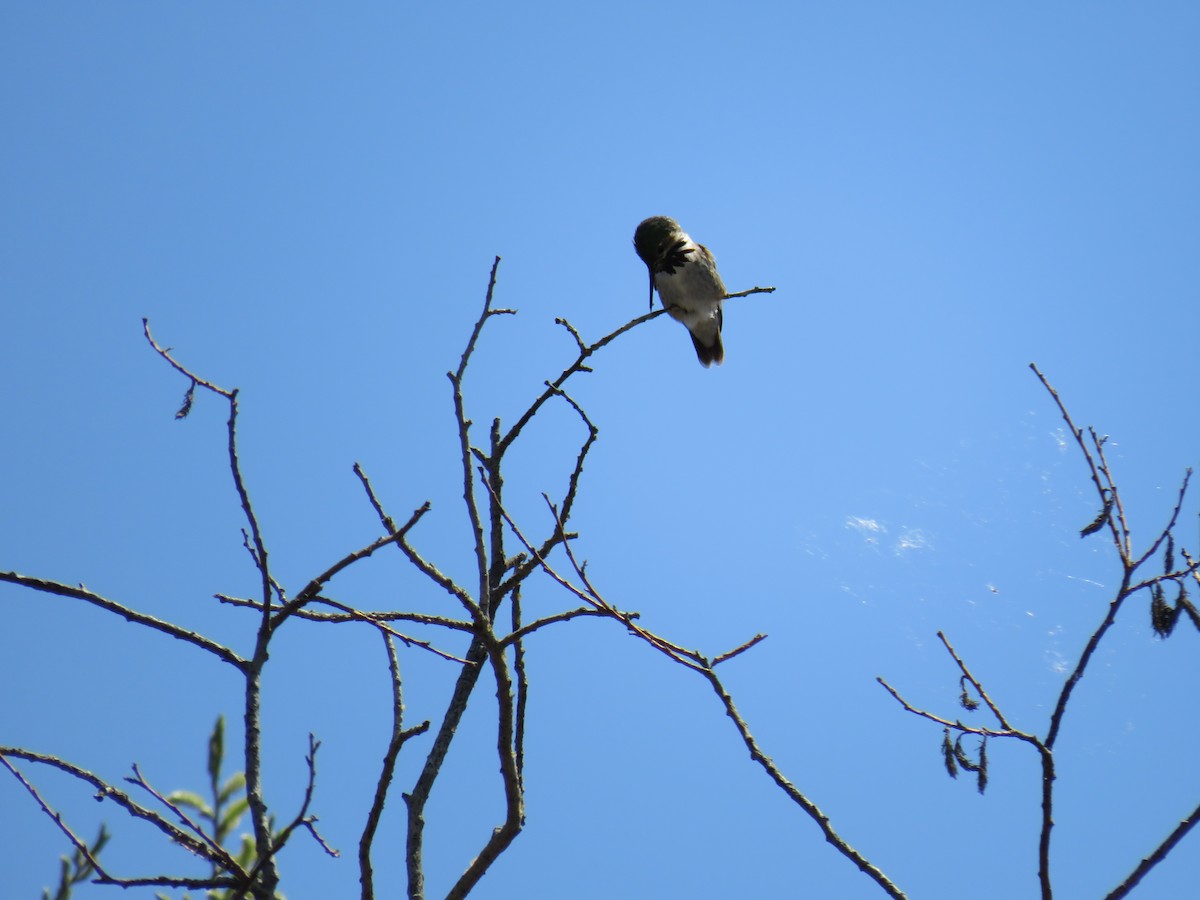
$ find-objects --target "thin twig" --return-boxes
[1088,426,1132,558]
[702,671,906,898]
[353,462,402,533]
[1105,798,1200,900]
[142,319,232,398]
[445,630,524,899]
[0,753,114,882]
[0,748,242,871]
[447,258,504,619]
[404,638,491,899]
[936,631,1015,732]
[712,633,768,666]
[0,572,246,670]
[512,586,528,784]
[485,480,704,670]
[1029,364,1126,556]
[1131,469,1193,571]
[724,285,776,299]
[145,319,279,891]
[492,383,598,606]
[498,607,617,647]
[360,634,429,900]
[310,596,473,664]
[498,309,661,456]
[126,763,238,870]
[874,678,1032,742]
[239,737,336,897]
[272,736,339,858]
[216,593,475,633]
[270,511,428,630]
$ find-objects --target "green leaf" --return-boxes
[218,771,246,806]
[217,797,250,843]
[50,855,69,900]
[91,823,111,859]
[208,715,226,785]
[167,790,213,818]
[235,834,257,869]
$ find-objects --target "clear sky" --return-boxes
[2,3,1199,898]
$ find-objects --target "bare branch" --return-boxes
[216,592,475,633]
[445,631,524,899]
[396,531,486,624]
[125,763,237,870]
[936,631,1018,733]
[0,753,114,883]
[453,256,513,383]
[497,309,662,456]
[446,259,505,618]
[543,382,598,526]
[492,383,599,607]
[145,319,279,889]
[712,633,768,666]
[511,586,528,784]
[271,507,429,630]
[553,317,587,354]
[1106,798,1200,900]
[1029,364,1128,557]
[875,678,1026,740]
[0,748,243,872]
[701,671,906,899]
[0,571,247,670]
[484,479,705,670]
[404,638,491,898]
[141,318,233,399]
[498,606,617,647]
[1047,570,1132,753]
[353,461,403,534]
[723,285,776,299]
[1088,426,1133,556]
[1131,469,1193,572]
[361,634,429,900]
[271,736,339,858]
[501,283,777,457]
[310,596,473,664]
[95,874,246,890]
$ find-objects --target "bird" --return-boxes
[633,215,727,367]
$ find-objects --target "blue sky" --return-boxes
[2,3,1199,898]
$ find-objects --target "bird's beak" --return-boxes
[646,267,654,311]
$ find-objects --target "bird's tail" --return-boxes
[688,309,724,367]
[690,329,724,367]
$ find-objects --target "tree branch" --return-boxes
[0,572,247,669]
[360,633,429,900]
[0,748,244,874]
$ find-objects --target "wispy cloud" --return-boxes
[894,527,930,554]
[846,517,932,555]
[845,516,885,545]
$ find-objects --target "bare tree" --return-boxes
[3,262,1197,899]
[879,365,1200,900]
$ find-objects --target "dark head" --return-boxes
[633,216,683,268]
[633,216,683,310]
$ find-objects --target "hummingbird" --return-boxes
[633,216,727,367]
